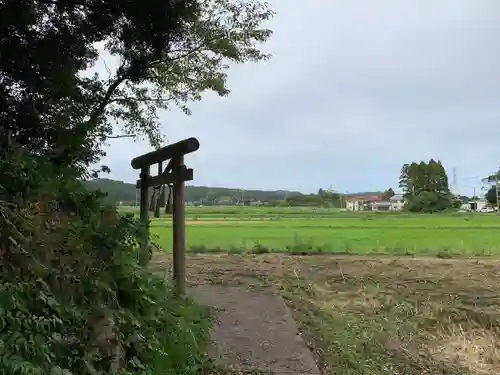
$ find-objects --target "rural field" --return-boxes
[121,205,500,257]
[152,253,500,374]
[135,205,500,374]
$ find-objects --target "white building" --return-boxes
[389,194,405,211]
[345,194,405,212]
[371,201,391,211]
[345,195,380,211]
[461,199,487,212]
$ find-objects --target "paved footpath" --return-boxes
[189,285,320,375]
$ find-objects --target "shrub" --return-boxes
[404,191,453,213]
[0,149,210,375]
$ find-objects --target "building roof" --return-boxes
[345,195,382,202]
[469,198,486,203]
[372,201,391,206]
[390,194,404,201]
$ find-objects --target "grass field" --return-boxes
[121,206,500,257]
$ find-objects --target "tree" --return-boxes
[1,0,274,175]
[485,186,498,205]
[429,159,450,195]
[0,2,275,373]
[415,161,428,195]
[457,195,470,203]
[1,0,190,169]
[400,162,420,199]
[398,164,410,197]
[405,191,453,213]
[399,159,453,212]
[381,188,395,200]
[482,169,500,206]
[426,159,440,193]
[84,178,308,205]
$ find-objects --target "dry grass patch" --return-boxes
[429,325,500,375]
[280,256,500,375]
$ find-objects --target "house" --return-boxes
[371,200,391,211]
[345,195,383,211]
[346,194,405,212]
[461,198,487,212]
[345,197,362,211]
[389,194,404,211]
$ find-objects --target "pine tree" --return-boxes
[427,159,440,193]
[406,162,420,196]
[415,161,428,194]
[435,160,450,195]
[399,164,410,197]
[401,159,453,212]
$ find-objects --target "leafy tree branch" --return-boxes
[2,0,274,174]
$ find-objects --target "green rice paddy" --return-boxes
[121,206,500,256]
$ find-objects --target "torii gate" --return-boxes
[130,137,200,295]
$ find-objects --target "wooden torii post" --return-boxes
[131,137,200,296]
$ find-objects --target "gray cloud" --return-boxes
[100,0,500,195]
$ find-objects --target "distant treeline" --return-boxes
[84,178,383,207]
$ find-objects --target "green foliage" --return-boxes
[2,0,274,174]
[404,191,453,213]
[451,196,463,209]
[1,0,198,172]
[485,186,497,205]
[0,150,210,375]
[2,1,276,373]
[86,179,381,208]
[85,178,304,205]
[399,159,452,212]
[483,169,500,206]
[380,188,395,200]
[285,190,341,207]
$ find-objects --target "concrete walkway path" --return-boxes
[189,285,320,375]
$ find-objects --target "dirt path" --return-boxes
[152,253,319,374]
[190,285,320,374]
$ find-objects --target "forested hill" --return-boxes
[84,178,305,204]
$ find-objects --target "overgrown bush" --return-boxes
[0,149,211,375]
[404,191,453,213]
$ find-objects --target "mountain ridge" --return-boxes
[84,178,382,204]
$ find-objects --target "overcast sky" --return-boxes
[97,0,500,195]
